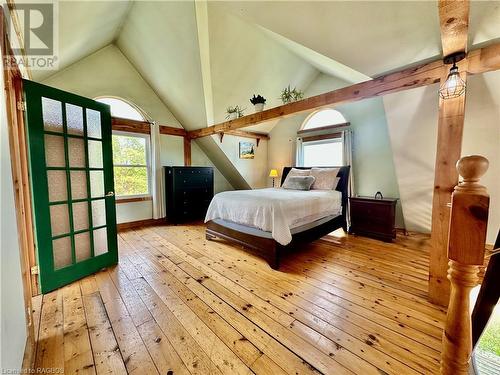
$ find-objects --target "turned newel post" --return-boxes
[441,155,490,375]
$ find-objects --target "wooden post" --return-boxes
[441,155,489,375]
[429,63,468,306]
[430,0,470,306]
[184,137,192,166]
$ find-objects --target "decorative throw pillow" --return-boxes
[310,167,340,190]
[282,168,310,186]
[282,176,316,190]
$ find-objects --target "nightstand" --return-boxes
[349,196,398,242]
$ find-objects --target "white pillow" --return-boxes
[310,167,340,190]
[282,168,310,186]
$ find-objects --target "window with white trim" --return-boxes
[112,132,150,197]
[302,138,343,167]
[298,109,346,167]
[95,97,151,197]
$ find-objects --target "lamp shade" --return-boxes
[439,65,466,100]
[269,169,278,178]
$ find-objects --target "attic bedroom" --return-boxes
[1,0,499,374]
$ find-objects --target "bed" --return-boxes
[205,166,350,269]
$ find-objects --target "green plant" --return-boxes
[225,105,245,119]
[280,85,304,104]
[250,94,266,105]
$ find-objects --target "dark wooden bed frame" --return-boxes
[206,166,350,269]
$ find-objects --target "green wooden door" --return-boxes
[23,80,118,293]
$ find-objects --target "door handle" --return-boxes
[106,191,115,197]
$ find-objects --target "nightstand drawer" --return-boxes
[349,196,398,242]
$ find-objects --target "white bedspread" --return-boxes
[205,188,342,245]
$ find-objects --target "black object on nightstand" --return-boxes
[349,196,398,242]
[164,166,214,223]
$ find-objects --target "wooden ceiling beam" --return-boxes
[159,125,188,137]
[111,116,187,137]
[429,0,470,307]
[222,129,270,141]
[187,41,500,140]
[111,117,150,134]
[439,0,469,57]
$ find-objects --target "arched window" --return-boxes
[298,109,347,167]
[95,97,151,198]
[95,97,146,121]
[301,108,347,131]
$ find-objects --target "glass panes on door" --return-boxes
[43,97,108,270]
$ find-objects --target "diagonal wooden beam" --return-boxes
[187,41,500,139]
[429,0,470,306]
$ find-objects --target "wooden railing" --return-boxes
[441,155,490,374]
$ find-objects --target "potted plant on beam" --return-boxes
[280,85,304,104]
[250,94,266,112]
[225,105,245,120]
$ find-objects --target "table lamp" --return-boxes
[269,169,279,187]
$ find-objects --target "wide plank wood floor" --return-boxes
[33,224,446,374]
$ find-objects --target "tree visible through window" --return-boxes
[96,97,150,197]
[112,134,149,196]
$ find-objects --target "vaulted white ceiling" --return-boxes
[32,1,132,81]
[216,1,500,76]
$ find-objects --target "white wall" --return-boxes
[0,47,27,371]
[212,136,269,189]
[384,71,500,244]
[268,73,405,227]
[208,3,318,124]
[206,4,316,187]
[42,45,233,224]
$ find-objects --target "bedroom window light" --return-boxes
[96,96,146,121]
[112,132,151,197]
[302,138,343,167]
[95,96,152,198]
[301,108,347,130]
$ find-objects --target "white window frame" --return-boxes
[300,137,344,167]
[112,130,152,199]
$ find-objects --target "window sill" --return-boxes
[115,196,152,204]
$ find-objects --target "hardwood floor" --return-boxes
[33,224,445,374]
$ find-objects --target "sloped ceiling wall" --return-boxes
[206,4,318,187]
[115,0,249,189]
[33,1,132,81]
[115,1,325,188]
[207,3,318,125]
[384,73,500,244]
[216,1,441,76]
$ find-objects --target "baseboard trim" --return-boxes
[117,218,165,232]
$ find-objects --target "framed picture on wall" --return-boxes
[239,141,255,159]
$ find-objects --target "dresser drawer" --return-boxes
[175,175,213,188]
[178,187,212,198]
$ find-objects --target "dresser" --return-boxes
[349,196,398,242]
[164,166,214,223]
